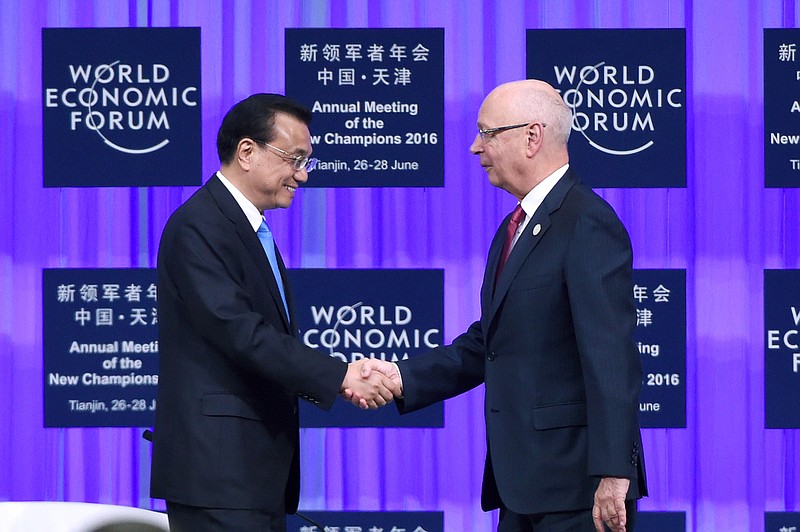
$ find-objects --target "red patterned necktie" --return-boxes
[495,204,526,285]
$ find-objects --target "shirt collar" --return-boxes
[216,170,264,232]
[518,163,569,221]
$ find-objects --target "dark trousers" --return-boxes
[498,499,637,532]
[166,501,286,532]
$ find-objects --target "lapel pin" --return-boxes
[532,223,541,236]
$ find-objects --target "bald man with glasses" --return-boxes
[356,80,647,531]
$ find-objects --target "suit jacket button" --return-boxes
[487,351,496,361]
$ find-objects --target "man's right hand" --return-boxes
[340,359,402,409]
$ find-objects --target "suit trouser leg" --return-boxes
[166,501,286,532]
[498,499,638,532]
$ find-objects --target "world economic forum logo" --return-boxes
[527,29,686,187]
[558,61,682,156]
[42,28,201,187]
[301,301,440,364]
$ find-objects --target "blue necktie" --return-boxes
[257,219,289,320]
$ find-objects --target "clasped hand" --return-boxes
[340,359,403,410]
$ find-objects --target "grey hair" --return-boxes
[516,86,572,146]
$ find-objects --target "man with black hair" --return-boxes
[151,93,399,531]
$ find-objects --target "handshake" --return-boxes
[339,359,403,410]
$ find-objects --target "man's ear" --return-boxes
[236,138,256,170]
[525,123,544,157]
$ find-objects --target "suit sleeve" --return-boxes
[564,203,642,478]
[160,218,347,409]
[396,319,486,413]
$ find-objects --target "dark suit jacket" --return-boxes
[150,174,347,513]
[397,168,647,515]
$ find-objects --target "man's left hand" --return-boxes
[592,476,630,532]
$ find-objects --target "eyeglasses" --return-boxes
[250,138,319,172]
[478,122,543,142]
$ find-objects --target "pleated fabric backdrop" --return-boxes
[1,1,799,530]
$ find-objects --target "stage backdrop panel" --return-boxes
[637,511,686,531]
[764,269,800,428]
[285,28,444,187]
[634,269,686,428]
[286,511,443,532]
[43,268,158,427]
[764,29,800,188]
[288,268,444,428]
[765,512,800,531]
[526,29,686,188]
[42,27,201,187]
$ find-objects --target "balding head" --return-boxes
[471,80,571,199]
[484,80,572,147]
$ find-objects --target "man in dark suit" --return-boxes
[150,94,399,532]
[356,80,647,531]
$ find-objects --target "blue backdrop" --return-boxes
[1,1,798,531]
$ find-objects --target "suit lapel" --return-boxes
[274,247,298,333]
[485,170,579,323]
[205,175,291,330]
[481,215,508,315]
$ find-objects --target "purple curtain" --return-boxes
[1,1,798,530]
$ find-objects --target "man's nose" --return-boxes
[469,134,484,154]
[294,167,309,183]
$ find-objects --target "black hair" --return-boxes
[216,93,312,164]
